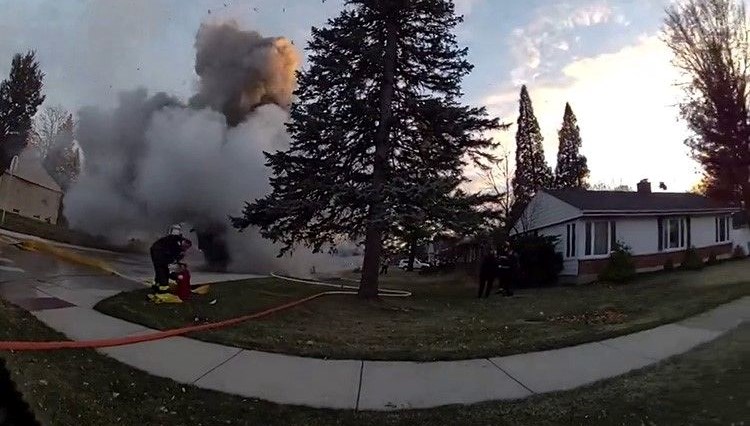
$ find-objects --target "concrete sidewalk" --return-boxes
[27,295,748,410]
[1,242,748,411]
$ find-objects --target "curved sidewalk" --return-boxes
[1,239,747,411]
[27,292,750,411]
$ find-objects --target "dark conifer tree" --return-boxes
[554,102,589,188]
[0,51,45,171]
[233,0,500,297]
[512,85,552,213]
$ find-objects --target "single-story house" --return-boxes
[511,180,742,283]
[732,211,750,253]
[0,148,63,224]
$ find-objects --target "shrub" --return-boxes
[681,246,704,271]
[598,242,636,283]
[706,251,718,265]
[510,234,563,288]
[732,245,747,259]
[663,257,674,271]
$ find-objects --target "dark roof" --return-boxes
[546,189,737,213]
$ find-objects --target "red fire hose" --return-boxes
[0,274,410,352]
[0,291,341,351]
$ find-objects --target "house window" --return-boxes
[662,217,687,250]
[716,216,730,242]
[584,221,612,256]
[565,223,576,258]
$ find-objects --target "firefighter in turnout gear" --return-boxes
[150,225,192,295]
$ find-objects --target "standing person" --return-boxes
[478,251,498,299]
[380,255,390,275]
[150,226,192,294]
[496,250,516,297]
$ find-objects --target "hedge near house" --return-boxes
[681,247,704,271]
[511,234,562,287]
[598,242,636,284]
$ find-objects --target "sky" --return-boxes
[0,0,701,191]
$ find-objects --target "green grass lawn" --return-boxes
[2,298,748,425]
[95,260,750,361]
[0,211,135,252]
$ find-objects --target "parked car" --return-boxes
[398,259,430,270]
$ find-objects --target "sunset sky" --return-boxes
[0,0,701,190]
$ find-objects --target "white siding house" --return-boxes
[731,212,750,254]
[0,148,63,224]
[512,181,739,283]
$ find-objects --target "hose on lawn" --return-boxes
[0,274,410,351]
[270,272,411,297]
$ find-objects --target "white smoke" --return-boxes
[64,21,362,275]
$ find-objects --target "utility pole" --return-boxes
[1,155,20,224]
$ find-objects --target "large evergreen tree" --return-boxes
[554,102,589,188]
[664,0,750,209]
[0,51,45,171]
[512,85,552,213]
[233,0,499,298]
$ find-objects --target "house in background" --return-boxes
[731,211,750,254]
[0,148,63,224]
[511,180,741,283]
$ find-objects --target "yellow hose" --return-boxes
[16,240,119,276]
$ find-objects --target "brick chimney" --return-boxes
[637,179,652,194]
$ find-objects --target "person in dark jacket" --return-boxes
[380,256,390,275]
[150,233,192,294]
[478,251,498,299]
[496,251,516,297]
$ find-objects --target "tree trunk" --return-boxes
[359,17,399,299]
[742,176,750,219]
[407,235,417,271]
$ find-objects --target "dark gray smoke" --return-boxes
[64,21,359,274]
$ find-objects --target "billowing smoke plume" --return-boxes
[190,22,299,126]
[65,21,359,275]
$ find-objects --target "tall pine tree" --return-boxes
[233,0,499,298]
[512,85,552,214]
[554,102,589,188]
[0,51,45,171]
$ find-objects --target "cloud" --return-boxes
[555,41,571,51]
[563,3,615,28]
[482,35,701,192]
[509,1,628,84]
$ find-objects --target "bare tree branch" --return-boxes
[31,105,70,158]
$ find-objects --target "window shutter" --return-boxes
[679,219,685,248]
[610,221,617,251]
[572,223,576,257]
[657,217,663,251]
[715,217,719,242]
[585,222,592,256]
[686,217,691,247]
